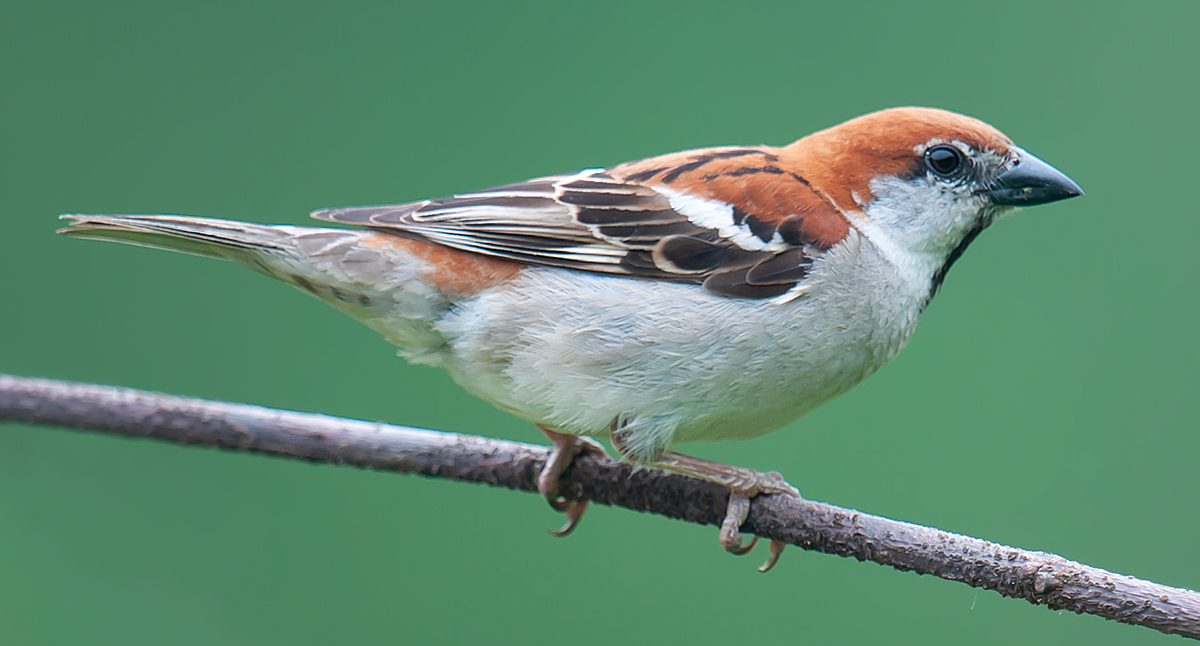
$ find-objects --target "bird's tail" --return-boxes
[57,214,298,263]
[57,214,454,363]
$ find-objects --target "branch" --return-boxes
[2,374,1197,639]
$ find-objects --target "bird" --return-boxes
[59,107,1082,572]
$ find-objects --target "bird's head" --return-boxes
[783,107,1082,289]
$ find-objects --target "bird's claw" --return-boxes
[726,535,759,556]
[548,499,589,537]
[758,539,786,573]
[536,426,608,535]
[716,477,797,572]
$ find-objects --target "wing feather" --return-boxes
[312,151,851,299]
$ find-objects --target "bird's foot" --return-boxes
[717,490,789,572]
[653,452,798,572]
[536,425,609,537]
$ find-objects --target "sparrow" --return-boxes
[60,107,1083,572]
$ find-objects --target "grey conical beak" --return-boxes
[986,146,1084,206]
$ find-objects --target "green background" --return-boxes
[2,2,1197,644]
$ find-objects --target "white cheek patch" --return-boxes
[654,185,786,252]
[865,174,976,249]
[847,173,992,293]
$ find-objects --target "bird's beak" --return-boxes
[986,146,1084,206]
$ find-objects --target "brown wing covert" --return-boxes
[313,150,850,300]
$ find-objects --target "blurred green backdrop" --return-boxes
[2,1,1197,644]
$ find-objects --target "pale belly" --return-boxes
[428,232,926,462]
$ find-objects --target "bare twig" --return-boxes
[2,373,1197,639]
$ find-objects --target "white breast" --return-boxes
[429,229,931,462]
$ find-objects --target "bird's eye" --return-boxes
[925,146,963,175]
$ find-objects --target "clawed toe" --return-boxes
[548,499,589,537]
[758,539,785,573]
[718,491,754,553]
[692,466,797,572]
[536,425,608,536]
[537,466,573,512]
[717,490,790,571]
[726,535,759,556]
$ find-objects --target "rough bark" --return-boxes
[2,373,1197,640]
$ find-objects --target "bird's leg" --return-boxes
[536,424,609,538]
[652,451,797,573]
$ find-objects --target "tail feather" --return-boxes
[57,213,457,363]
[57,214,291,260]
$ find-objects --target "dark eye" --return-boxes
[925,146,962,175]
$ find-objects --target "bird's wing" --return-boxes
[312,146,851,299]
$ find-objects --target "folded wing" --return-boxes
[312,146,851,300]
